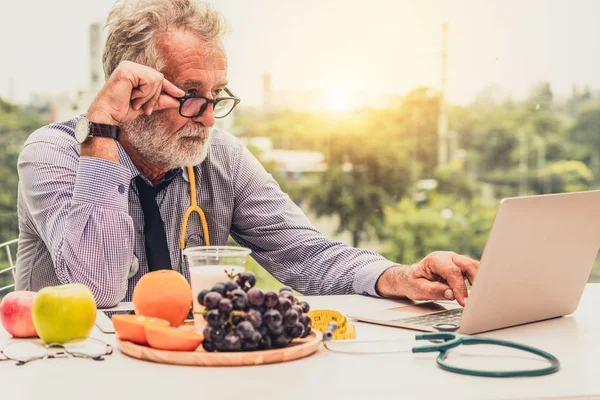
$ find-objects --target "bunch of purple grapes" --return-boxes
[197,271,312,352]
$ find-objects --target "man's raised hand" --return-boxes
[87,61,184,126]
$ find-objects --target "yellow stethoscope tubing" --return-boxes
[179,166,211,249]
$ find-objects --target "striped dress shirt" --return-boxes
[15,116,396,307]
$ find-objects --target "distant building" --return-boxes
[262,73,272,109]
[240,136,326,178]
[260,72,321,112]
[260,149,327,176]
[89,22,104,95]
[52,22,106,122]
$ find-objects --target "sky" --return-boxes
[1,0,599,108]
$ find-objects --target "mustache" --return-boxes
[177,124,211,139]
[124,115,210,136]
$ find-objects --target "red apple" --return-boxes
[0,291,38,338]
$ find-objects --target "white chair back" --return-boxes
[0,239,18,294]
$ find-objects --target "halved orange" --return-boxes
[112,314,170,345]
[145,324,204,351]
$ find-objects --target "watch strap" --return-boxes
[89,121,120,141]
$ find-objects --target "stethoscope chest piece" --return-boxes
[433,323,459,332]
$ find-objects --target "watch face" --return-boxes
[75,117,90,144]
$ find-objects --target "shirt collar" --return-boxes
[182,166,191,183]
[118,144,183,187]
[136,167,183,187]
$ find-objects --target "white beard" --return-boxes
[122,115,213,170]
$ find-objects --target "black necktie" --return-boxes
[135,176,173,271]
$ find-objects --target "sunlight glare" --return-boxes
[327,88,355,113]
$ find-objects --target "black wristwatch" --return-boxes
[75,116,121,144]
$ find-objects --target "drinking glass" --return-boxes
[183,246,252,333]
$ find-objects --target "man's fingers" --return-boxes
[130,89,145,100]
[143,86,162,116]
[443,268,468,306]
[427,257,469,306]
[155,93,181,111]
[413,280,454,301]
[451,253,479,285]
[131,90,180,114]
[446,271,468,306]
[131,82,156,110]
[131,97,146,111]
[161,77,185,98]
[127,72,182,116]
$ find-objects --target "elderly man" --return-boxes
[15,0,478,308]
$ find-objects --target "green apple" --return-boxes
[32,283,97,344]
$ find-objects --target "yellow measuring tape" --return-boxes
[308,309,356,340]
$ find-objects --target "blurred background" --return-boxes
[1,0,600,291]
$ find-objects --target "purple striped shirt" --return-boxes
[15,116,395,307]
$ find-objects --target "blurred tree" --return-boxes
[536,161,593,193]
[391,87,440,177]
[460,108,521,178]
[527,81,554,110]
[565,84,594,117]
[0,98,43,255]
[470,85,507,110]
[309,116,414,247]
[382,194,496,265]
[434,160,478,200]
[452,98,570,196]
[567,101,600,183]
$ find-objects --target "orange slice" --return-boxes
[145,324,204,351]
[112,314,170,345]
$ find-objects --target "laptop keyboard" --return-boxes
[392,308,463,328]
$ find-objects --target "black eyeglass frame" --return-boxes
[176,87,241,119]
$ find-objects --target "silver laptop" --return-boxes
[350,190,600,334]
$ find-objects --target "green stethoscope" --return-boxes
[324,322,560,378]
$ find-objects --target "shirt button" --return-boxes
[362,291,369,296]
[118,184,125,194]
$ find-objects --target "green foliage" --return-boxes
[389,88,440,176]
[382,194,496,264]
[434,161,478,200]
[309,114,414,247]
[568,101,600,182]
[306,88,441,247]
[0,98,44,249]
[540,160,594,193]
[526,81,554,110]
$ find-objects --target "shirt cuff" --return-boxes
[352,259,397,297]
[72,156,132,212]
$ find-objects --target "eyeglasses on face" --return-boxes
[176,87,240,119]
[0,336,113,366]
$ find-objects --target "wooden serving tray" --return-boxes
[117,329,322,367]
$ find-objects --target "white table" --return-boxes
[3,284,600,400]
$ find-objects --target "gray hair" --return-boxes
[102,0,226,80]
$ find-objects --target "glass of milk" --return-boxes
[183,246,252,334]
